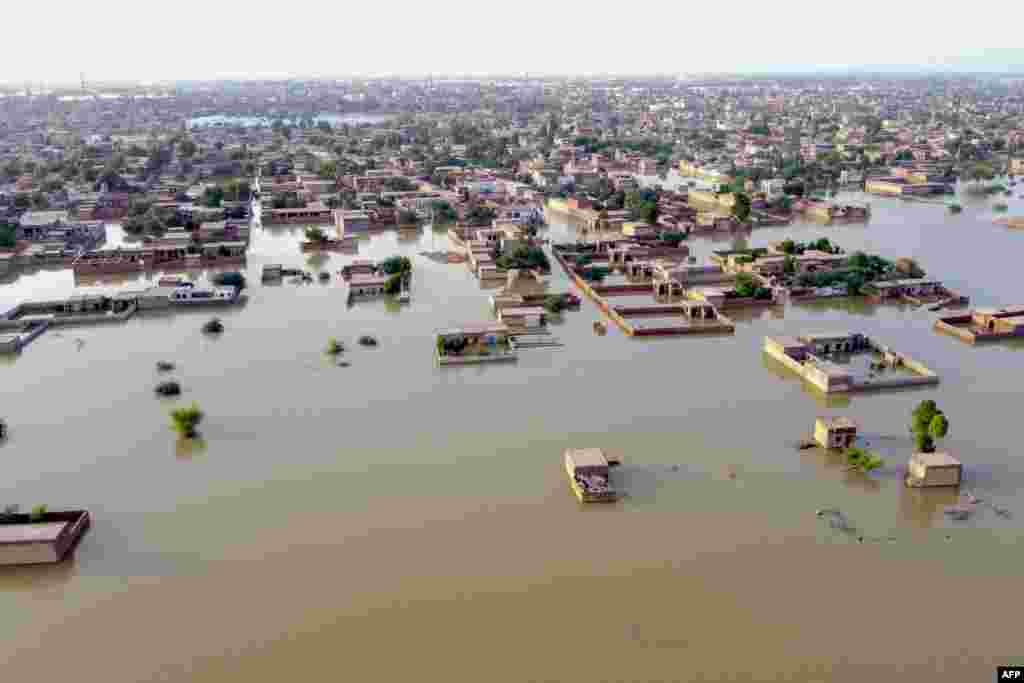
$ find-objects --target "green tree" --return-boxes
[911,400,949,453]
[384,273,403,295]
[929,413,949,440]
[379,256,413,275]
[203,186,225,208]
[170,403,204,439]
[732,193,752,222]
[0,221,17,249]
[305,227,328,243]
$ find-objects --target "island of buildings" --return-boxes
[934,305,1024,343]
[764,332,939,395]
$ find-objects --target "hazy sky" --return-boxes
[3,1,1022,83]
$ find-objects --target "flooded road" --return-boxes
[1,191,1022,681]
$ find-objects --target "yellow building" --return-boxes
[814,417,858,449]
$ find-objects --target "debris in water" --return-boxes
[74,338,86,351]
[156,361,176,372]
[155,380,182,397]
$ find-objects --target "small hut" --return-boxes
[906,451,962,488]
[814,417,858,449]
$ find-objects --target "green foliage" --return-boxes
[912,400,948,452]
[318,160,337,179]
[580,266,610,282]
[305,226,328,242]
[659,231,687,246]
[732,193,752,222]
[734,272,773,300]
[638,200,659,224]
[123,208,167,236]
[465,205,497,226]
[496,245,549,272]
[543,295,567,314]
[384,273,403,295]
[379,256,413,275]
[203,186,225,208]
[170,402,204,439]
[29,504,49,522]
[929,413,949,440]
[783,255,796,275]
[0,221,17,249]
[326,337,343,355]
[845,447,883,472]
[430,201,458,223]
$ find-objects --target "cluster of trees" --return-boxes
[779,237,842,256]
[431,201,458,223]
[732,193,752,222]
[733,272,773,300]
[911,401,949,454]
[0,221,17,248]
[658,230,688,246]
[496,245,549,272]
[845,447,883,472]
[203,186,224,208]
[625,188,659,224]
[579,265,611,282]
[375,253,415,295]
[464,205,496,226]
[305,227,328,243]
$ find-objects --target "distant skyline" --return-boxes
[3,1,1023,84]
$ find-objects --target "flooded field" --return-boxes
[2,190,1023,681]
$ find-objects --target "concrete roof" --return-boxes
[0,521,67,544]
[817,416,857,430]
[565,448,608,470]
[911,451,961,467]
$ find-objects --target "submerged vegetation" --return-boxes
[170,402,204,439]
[844,447,883,473]
[326,337,344,355]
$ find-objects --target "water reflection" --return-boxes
[175,436,208,461]
[0,556,78,591]
[898,486,961,529]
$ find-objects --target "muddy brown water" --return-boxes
[1,192,1022,681]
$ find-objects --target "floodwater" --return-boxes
[2,191,1023,681]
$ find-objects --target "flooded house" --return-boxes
[935,305,1024,343]
[763,332,939,395]
[906,452,962,488]
[814,417,858,449]
[348,273,389,297]
[435,323,517,365]
[0,510,91,566]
